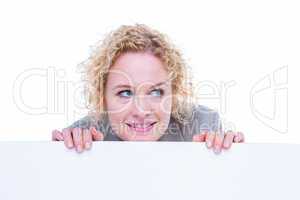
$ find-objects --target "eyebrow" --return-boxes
[113,81,168,90]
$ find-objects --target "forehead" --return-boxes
[107,52,169,86]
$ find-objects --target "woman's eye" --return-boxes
[150,89,164,97]
[117,89,164,98]
[117,90,133,98]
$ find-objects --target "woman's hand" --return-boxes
[52,127,104,153]
[192,131,245,154]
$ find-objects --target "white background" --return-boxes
[0,0,299,143]
[1,142,300,199]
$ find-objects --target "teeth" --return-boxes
[134,124,151,128]
[126,122,156,129]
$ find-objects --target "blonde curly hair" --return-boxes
[79,24,196,125]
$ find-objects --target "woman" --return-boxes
[52,24,244,154]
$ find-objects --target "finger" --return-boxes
[52,130,64,141]
[72,128,84,153]
[62,128,74,149]
[234,132,245,143]
[213,131,225,154]
[205,132,215,149]
[222,131,235,149]
[83,129,92,150]
[90,127,104,141]
[192,131,208,142]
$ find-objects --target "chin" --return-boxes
[118,122,165,141]
[119,131,163,141]
[128,134,161,141]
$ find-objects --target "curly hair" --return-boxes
[78,24,196,125]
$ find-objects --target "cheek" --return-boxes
[105,94,132,114]
[152,96,172,127]
[105,99,129,124]
[107,112,123,123]
[107,112,128,136]
[158,94,172,115]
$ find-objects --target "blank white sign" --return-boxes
[0,142,299,200]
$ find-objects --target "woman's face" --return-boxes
[104,52,172,141]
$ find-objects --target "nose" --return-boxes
[130,95,153,119]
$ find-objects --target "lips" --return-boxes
[126,122,157,133]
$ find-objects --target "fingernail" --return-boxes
[85,143,91,149]
[206,141,212,148]
[223,141,229,148]
[68,142,73,148]
[234,135,239,142]
[214,146,221,154]
[77,145,83,153]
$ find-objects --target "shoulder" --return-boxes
[191,104,221,124]
[66,115,94,129]
[179,104,222,140]
[66,114,107,130]
[65,114,112,138]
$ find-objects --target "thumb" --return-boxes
[52,129,63,141]
[192,132,207,142]
[90,126,104,141]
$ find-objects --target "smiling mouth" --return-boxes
[125,122,157,133]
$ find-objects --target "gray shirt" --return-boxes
[67,105,222,142]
